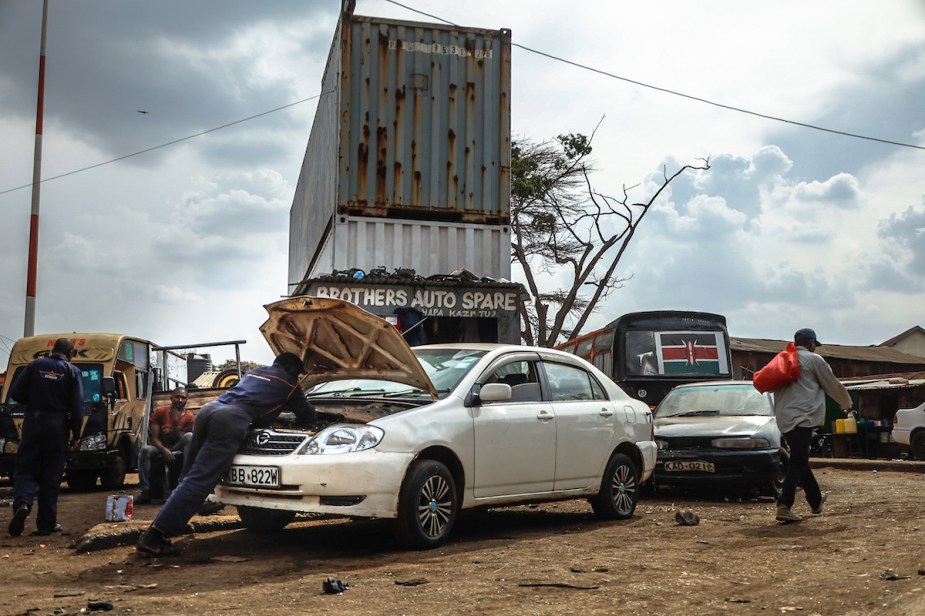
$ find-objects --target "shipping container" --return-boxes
[289,7,512,287]
[302,216,510,285]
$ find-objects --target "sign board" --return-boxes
[307,282,522,319]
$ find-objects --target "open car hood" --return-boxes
[259,296,437,398]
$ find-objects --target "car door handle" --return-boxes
[537,410,554,422]
[599,408,613,418]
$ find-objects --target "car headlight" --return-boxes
[303,425,384,455]
[1,437,18,455]
[655,439,669,451]
[711,437,771,449]
[79,433,108,451]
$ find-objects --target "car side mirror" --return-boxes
[478,383,512,403]
[101,376,116,396]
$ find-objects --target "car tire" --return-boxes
[65,469,98,491]
[394,459,458,549]
[641,475,657,496]
[911,431,925,461]
[99,447,128,490]
[590,452,639,520]
[763,447,789,497]
[237,505,296,531]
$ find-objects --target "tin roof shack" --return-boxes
[300,272,526,345]
[290,5,512,286]
[843,372,925,423]
[731,337,925,382]
[880,326,925,358]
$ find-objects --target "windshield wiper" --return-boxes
[382,388,429,398]
[307,387,387,398]
[674,410,722,417]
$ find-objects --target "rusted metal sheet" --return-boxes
[289,11,511,288]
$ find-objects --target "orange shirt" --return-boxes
[150,405,194,448]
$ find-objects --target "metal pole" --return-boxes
[24,0,49,337]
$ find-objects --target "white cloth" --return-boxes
[772,346,852,433]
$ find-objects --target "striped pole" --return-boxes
[24,0,49,337]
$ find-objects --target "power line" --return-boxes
[0,92,327,197]
[385,0,925,152]
[2,2,921,200]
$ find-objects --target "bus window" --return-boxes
[577,338,594,358]
[626,331,658,376]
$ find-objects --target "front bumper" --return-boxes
[213,449,416,519]
[638,440,657,482]
[67,449,119,471]
[0,453,16,477]
[653,448,781,487]
[891,428,910,447]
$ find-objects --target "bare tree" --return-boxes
[511,128,710,347]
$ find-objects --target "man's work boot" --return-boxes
[8,505,29,537]
[136,526,180,556]
[775,504,802,523]
[136,492,152,505]
[32,523,63,536]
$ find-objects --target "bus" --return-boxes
[556,310,732,408]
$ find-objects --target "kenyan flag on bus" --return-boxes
[655,331,728,376]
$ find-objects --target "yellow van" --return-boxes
[1,334,165,489]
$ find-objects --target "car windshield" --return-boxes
[656,384,772,418]
[307,348,487,400]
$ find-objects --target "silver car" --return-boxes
[213,297,657,549]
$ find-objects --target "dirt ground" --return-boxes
[1,464,924,616]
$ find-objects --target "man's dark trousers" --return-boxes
[152,402,251,537]
[12,413,69,532]
[778,425,822,510]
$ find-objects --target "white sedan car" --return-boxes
[213,297,657,549]
[892,401,925,460]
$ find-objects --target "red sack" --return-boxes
[753,342,801,393]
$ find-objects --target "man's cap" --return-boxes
[794,328,821,346]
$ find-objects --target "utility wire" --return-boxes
[385,0,925,151]
[2,2,921,199]
[0,92,326,197]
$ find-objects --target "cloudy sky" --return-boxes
[1,0,923,369]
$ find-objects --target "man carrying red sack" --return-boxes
[772,328,852,523]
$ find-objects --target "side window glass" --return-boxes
[485,360,542,403]
[113,371,128,400]
[545,363,594,402]
[589,375,607,400]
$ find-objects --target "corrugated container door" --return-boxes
[339,16,511,222]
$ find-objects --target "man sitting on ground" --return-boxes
[137,387,193,504]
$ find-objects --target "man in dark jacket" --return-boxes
[137,352,314,555]
[8,338,84,537]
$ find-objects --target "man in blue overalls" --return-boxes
[137,352,315,555]
[8,338,84,537]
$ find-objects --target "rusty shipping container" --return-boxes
[289,7,512,287]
